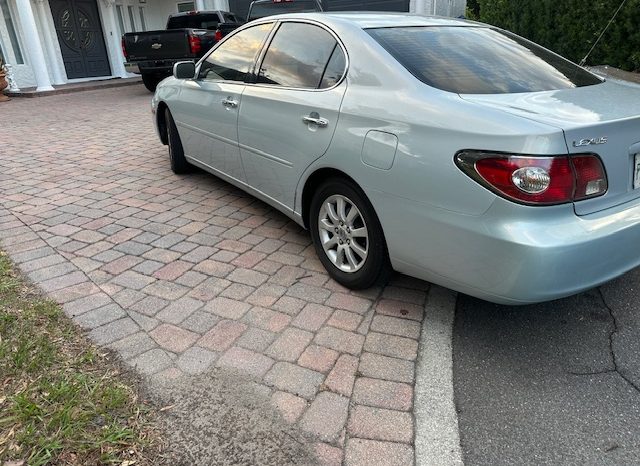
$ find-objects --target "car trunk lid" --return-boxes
[123,30,192,61]
[461,80,640,215]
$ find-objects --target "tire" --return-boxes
[165,108,191,174]
[310,178,391,289]
[142,73,162,92]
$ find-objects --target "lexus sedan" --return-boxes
[151,13,640,305]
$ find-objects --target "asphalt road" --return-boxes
[453,268,640,466]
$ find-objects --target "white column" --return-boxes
[15,0,55,91]
[35,0,65,84]
[410,0,430,14]
[100,0,128,78]
[195,0,205,10]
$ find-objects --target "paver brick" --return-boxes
[364,332,419,361]
[370,314,422,339]
[271,391,308,424]
[292,303,333,331]
[298,345,339,373]
[264,362,325,400]
[358,352,415,384]
[130,348,174,376]
[216,346,274,378]
[345,439,413,466]
[286,282,331,303]
[130,295,169,316]
[150,324,199,353]
[376,299,424,322]
[176,346,219,374]
[143,280,189,300]
[315,326,365,355]
[266,327,314,362]
[156,297,204,324]
[64,292,113,317]
[89,317,139,346]
[153,260,192,280]
[204,296,251,320]
[111,270,155,290]
[323,354,359,397]
[300,391,349,442]
[347,405,414,443]
[244,307,291,332]
[236,327,276,352]
[108,332,157,360]
[314,443,343,466]
[181,310,220,334]
[198,319,247,351]
[327,309,363,331]
[74,303,126,329]
[352,377,413,411]
[325,293,372,314]
[193,259,234,277]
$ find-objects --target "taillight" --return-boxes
[121,36,128,60]
[188,34,201,54]
[455,151,607,205]
[214,30,223,42]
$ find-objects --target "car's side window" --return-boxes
[257,22,339,89]
[319,45,346,89]
[198,22,273,82]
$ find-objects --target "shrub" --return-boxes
[476,0,640,71]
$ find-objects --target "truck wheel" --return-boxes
[142,74,162,92]
[165,109,191,174]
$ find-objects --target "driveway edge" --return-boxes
[414,285,463,466]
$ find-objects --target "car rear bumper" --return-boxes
[371,190,640,305]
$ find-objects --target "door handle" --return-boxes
[222,98,238,108]
[302,113,329,128]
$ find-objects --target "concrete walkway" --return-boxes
[0,84,448,465]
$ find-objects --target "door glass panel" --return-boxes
[199,22,273,82]
[320,45,346,88]
[258,22,336,89]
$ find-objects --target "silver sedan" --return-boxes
[151,13,640,304]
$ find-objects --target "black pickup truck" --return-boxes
[122,10,243,92]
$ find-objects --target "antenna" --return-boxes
[579,0,629,67]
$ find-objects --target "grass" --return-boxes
[0,251,157,465]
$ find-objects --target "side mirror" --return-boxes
[173,61,196,79]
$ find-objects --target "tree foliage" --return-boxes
[476,0,640,71]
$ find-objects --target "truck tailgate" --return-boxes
[124,30,191,61]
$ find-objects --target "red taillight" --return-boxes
[214,30,223,42]
[456,151,607,205]
[188,34,201,54]
[121,36,128,60]
[572,155,608,200]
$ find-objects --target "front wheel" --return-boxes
[165,109,191,174]
[310,179,391,289]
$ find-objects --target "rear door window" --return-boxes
[198,22,273,82]
[367,26,602,94]
[257,22,340,89]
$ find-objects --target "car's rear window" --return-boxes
[367,26,602,94]
[167,14,220,30]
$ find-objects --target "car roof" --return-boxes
[263,12,480,29]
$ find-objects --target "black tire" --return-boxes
[165,109,191,174]
[142,73,162,92]
[310,178,391,289]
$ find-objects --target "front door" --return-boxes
[238,22,348,209]
[50,0,111,79]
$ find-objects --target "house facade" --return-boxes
[0,0,466,91]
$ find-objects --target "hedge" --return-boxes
[468,0,640,72]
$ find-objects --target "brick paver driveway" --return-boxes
[1,85,430,465]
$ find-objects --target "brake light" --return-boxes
[214,29,223,42]
[455,151,607,205]
[188,34,201,54]
[121,36,128,60]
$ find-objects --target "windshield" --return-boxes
[367,26,603,94]
[248,0,321,21]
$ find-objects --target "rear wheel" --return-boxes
[142,73,162,92]
[310,178,391,289]
[165,109,191,174]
